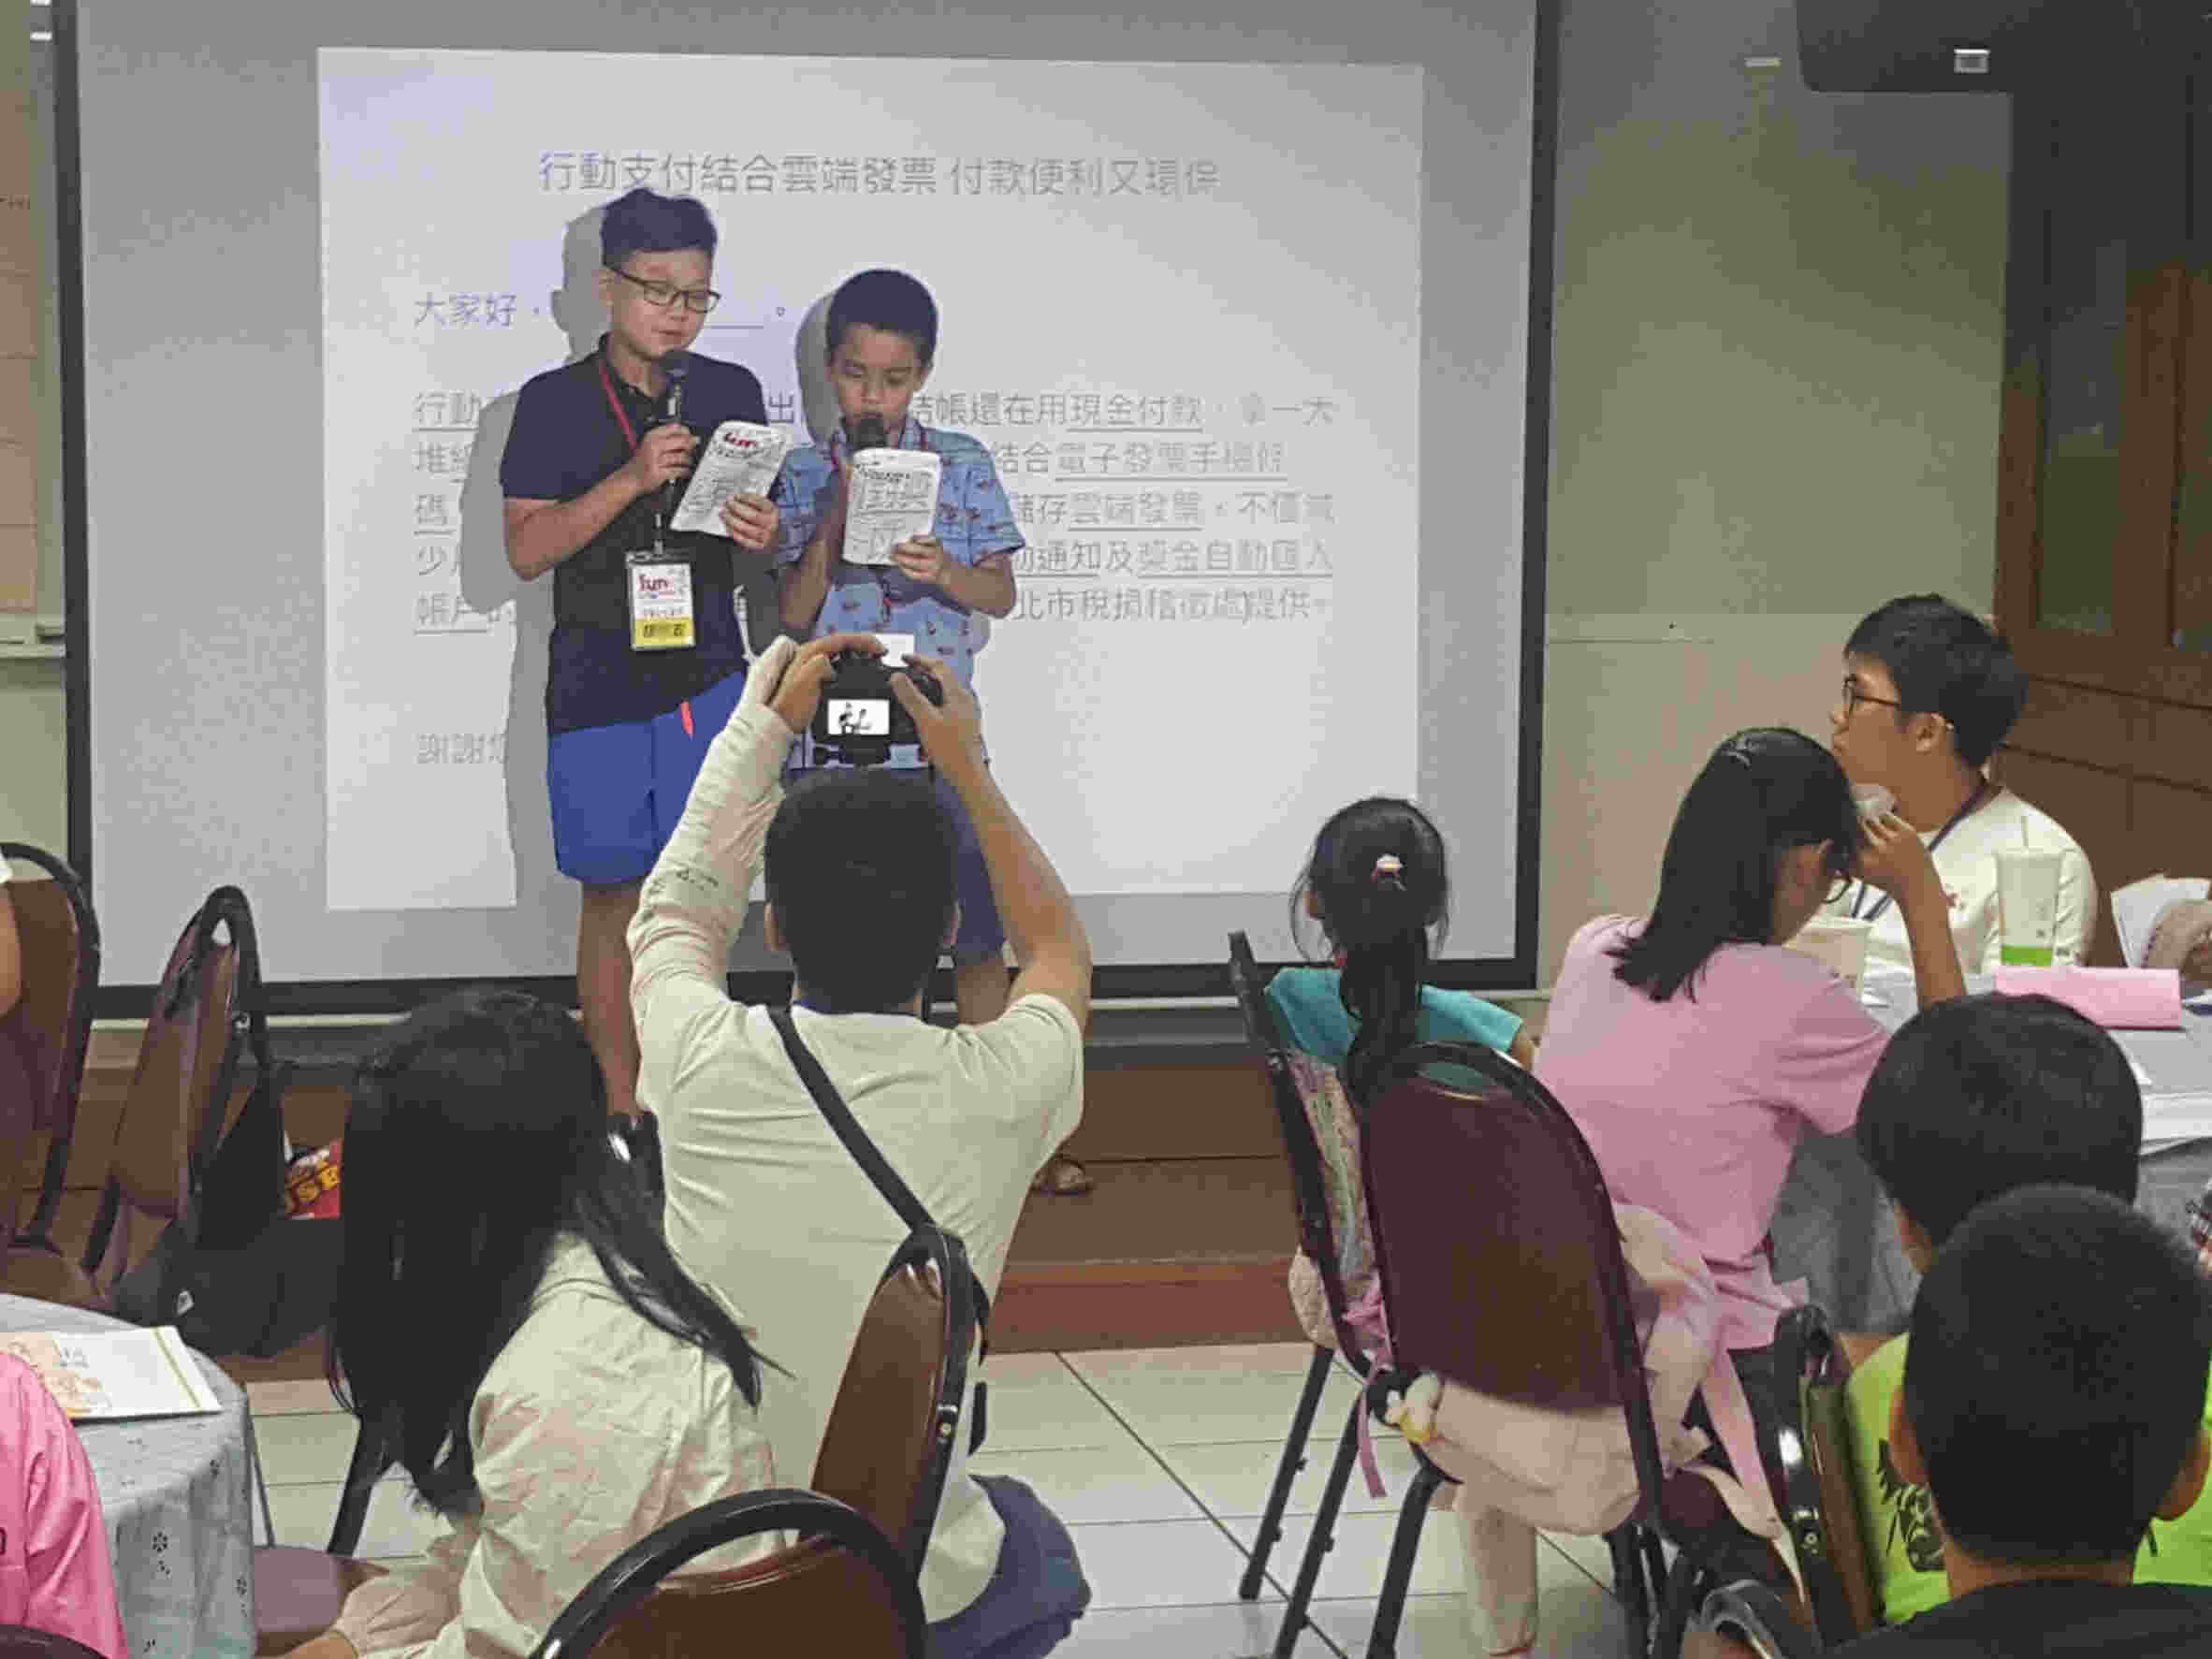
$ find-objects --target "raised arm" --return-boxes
[1859,811,1967,1006]
[893,656,1092,1032]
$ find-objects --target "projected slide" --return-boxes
[321,50,1420,912]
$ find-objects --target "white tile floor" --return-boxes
[247,1341,1630,1658]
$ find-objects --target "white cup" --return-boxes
[1786,915,1873,992]
[1852,785,1895,822]
[1995,846,2064,967]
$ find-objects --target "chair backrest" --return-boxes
[1359,1041,1670,1503]
[808,1225,977,1574]
[1770,1303,1880,1642]
[531,1488,925,1659]
[0,844,100,1240]
[1226,930,1373,1369]
[84,887,265,1296]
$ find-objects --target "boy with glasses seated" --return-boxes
[1826,595,2094,973]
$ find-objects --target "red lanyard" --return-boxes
[596,353,643,451]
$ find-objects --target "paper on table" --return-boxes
[670,422,791,537]
[2119,1029,2212,1151]
[842,448,941,566]
[0,1325,223,1419]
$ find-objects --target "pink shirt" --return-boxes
[0,1354,125,1658]
[1535,917,1889,1347]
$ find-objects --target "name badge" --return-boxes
[627,550,696,652]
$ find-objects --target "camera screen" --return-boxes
[827,697,892,737]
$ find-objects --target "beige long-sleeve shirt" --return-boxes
[332,1238,779,1659]
[628,694,1084,1622]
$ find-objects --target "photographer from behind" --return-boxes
[627,629,1094,1657]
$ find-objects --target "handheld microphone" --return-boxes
[659,352,691,531]
[851,415,888,453]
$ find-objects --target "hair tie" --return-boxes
[1371,854,1404,885]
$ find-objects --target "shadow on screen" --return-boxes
[451,208,617,968]
[455,206,786,966]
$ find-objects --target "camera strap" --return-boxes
[768,1003,992,1452]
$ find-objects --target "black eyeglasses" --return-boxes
[607,267,721,314]
[1840,677,1903,718]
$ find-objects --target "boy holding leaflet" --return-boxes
[776,270,1090,1194]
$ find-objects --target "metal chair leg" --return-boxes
[1273,1397,1362,1659]
[240,1406,276,1546]
[327,1419,389,1556]
[1242,1345,1334,1600]
[1364,1459,1445,1658]
[1641,1529,1671,1627]
[1652,1550,1713,1659]
[1608,1524,1652,1654]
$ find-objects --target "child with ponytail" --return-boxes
[1263,796,1531,1351]
[1268,795,1533,1109]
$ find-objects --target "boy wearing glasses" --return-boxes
[501,187,779,1120]
[1826,594,2095,973]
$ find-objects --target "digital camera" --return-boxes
[810,649,943,765]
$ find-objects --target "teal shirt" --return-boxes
[1263,967,1522,1069]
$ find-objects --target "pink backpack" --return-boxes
[1361,1202,1791,1557]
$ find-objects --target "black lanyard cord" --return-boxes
[1849,780,1991,926]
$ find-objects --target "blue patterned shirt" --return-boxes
[776,415,1023,768]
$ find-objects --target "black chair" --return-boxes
[529,1489,925,1659]
[1225,930,1376,1613]
[0,843,101,1299]
[0,1627,111,1658]
[1695,1303,1881,1657]
[807,1224,979,1575]
[1693,1581,1823,1659]
[1282,1041,1780,1659]
[254,1419,393,1653]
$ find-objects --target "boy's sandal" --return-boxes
[1030,1153,1095,1197]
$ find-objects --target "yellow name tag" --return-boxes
[627,552,696,652]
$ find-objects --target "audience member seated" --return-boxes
[1829,1186,2212,1655]
[1849,992,2212,1623]
[0,1353,124,1658]
[293,987,779,1659]
[629,633,1091,1659]
[0,860,19,1021]
[1263,794,1531,1348]
[1535,730,1964,1472]
[1827,595,2095,972]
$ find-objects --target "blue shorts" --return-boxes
[546,669,747,888]
[931,769,1007,968]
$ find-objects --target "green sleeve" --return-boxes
[1845,1336,1948,1624]
[2136,1364,2212,1590]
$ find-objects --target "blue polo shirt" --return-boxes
[500,339,768,736]
[775,415,1023,768]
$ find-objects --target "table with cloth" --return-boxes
[1767,971,2212,1334]
[0,1293,255,1658]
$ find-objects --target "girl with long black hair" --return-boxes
[298,987,780,1659]
[1271,794,1535,1109]
[1264,796,1532,1349]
